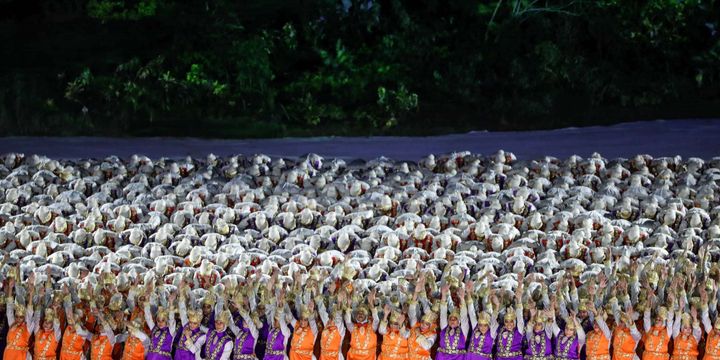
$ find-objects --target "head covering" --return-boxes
[188,310,203,323]
[565,319,576,330]
[504,308,517,321]
[300,307,313,320]
[657,307,668,321]
[681,314,692,328]
[421,311,437,324]
[477,311,491,325]
[217,310,231,324]
[157,306,169,321]
[448,307,461,320]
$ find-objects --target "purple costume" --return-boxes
[436,326,467,360]
[525,330,553,360]
[555,333,580,360]
[174,326,204,360]
[496,328,524,360]
[233,325,257,360]
[263,328,286,360]
[147,326,174,360]
[466,327,494,360]
[205,329,233,360]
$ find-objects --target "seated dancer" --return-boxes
[378,306,410,360]
[228,294,259,360]
[318,294,346,360]
[287,301,318,360]
[552,313,586,360]
[263,289,291,360]
[496,278,525,360]
[408,275,437,360]
[585,303,611,360]
[177,286,207,360]
[672,306,701,360]
[123,316,151,360]
[61,292,93,360]
[525,307,555,360]
[32,309,62,360]
[203,309,233,360]
[466,279,499,360]
[701,286,720,360]
[642,303,674,360]
[345,290,379,360]
[90,305,125,360]
[144,290,177,360]
[437,283,468,360]
[612,307,641,360]
[5,275,35,360]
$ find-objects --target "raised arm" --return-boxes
[144,303,156,330]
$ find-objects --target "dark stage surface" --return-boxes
[2,119,719,161]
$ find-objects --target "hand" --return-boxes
[691,307,698,320]
[441,284,450,295]
[384,304,391,315]
[368,289,376,306]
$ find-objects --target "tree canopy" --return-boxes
[1,0,719,137]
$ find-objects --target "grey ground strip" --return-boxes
[2,119,720,161]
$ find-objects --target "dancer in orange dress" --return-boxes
[4,276,36,360]
[32,310,62,360]
[344,290,379,360]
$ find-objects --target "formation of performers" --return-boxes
[2,257,720,360]
[0,151,719,360]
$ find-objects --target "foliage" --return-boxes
[0,0,719,137]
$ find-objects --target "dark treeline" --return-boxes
[1,0,719,138]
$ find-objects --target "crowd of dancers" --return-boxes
[0,151,719,360]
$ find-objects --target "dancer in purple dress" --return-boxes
[436,283,469,360]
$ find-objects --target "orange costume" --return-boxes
[4,321,31,360]
[672,334,699,360]
[290,321,317,360]
[613,327,640,360]
[320,323,343,360]
[379,329,409,360]
[61,325,89,360]
[585,329,610,360]
[408,325,436,360]
[34,329,60,360]
[643,326,671,360]
[121,335,146,360]
[348,323,378,360]
[91,334,114,360]
[704,331,720,360]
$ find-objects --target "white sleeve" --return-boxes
[666,312,674,338]
[693,323,702,342]
[490,310,499,339]
[468,301,478,330]
[243,312,259,339]
[577,321,586,347]
[378,319,388,335]
[460,300,469,336]
[672,312,681,338]
[409,302,418,328]
[169,310,177,337]
[144,303,156,330]
[219,341,233,360]
[440,303,448,330]
[629,324,641,343]
[371,307,380,332]
[702,308,712,334]
[516,305,525,333]
[643,309,651,333]
[344,310,354,333]
[179,299,189,326]
[318,300,330,326]
[596,316,612,342]
[416,331,436,350]
[310,317,318,337]
[6,300,14,326]
[53,319,62,340]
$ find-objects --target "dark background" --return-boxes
[1,0,720,138]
